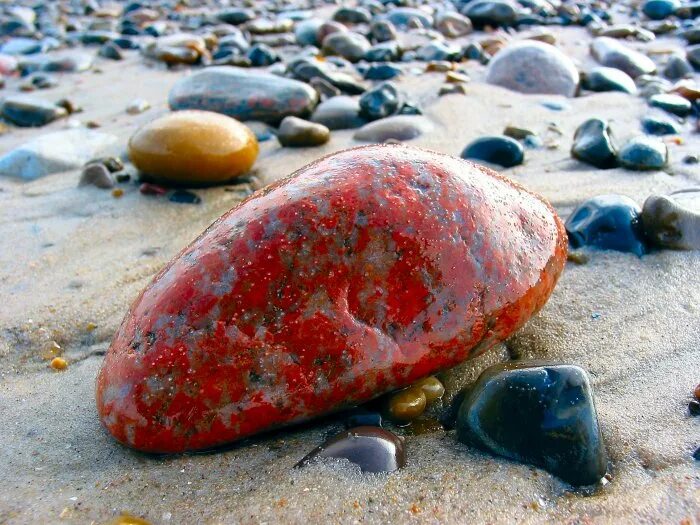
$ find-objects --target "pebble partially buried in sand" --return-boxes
[96,144,567,453]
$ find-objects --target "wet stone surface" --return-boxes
[461,135,525,168]
[571,118,619,169]
[456,361,608,487]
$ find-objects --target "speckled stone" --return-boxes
[128,110,258,185]
[566,194,648,255]
[457,361,608,487]
[642,188,700,250]
[486,41,579,97]
[96,144,567,453]
[168,67,318,124]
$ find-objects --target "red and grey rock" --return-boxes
[96,144,567,453]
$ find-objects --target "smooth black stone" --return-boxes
[566,194,648,255]
[99,42,123,60]
[689,400,700,416]
[694,447,700,461]
[641,115,681,135]
[683,154,699,164]
[364,63,401,80]
[112,37,139,50]
[461,135,524,168]
[456,362,608,487]
[115,173,131,183]
[462,42,484,61]
[364,41,401,62]
[296,426,405,473]
[169,190,201,204]
[461,0,518,28]
[359,82,401,121]
[332,7,372,24]
[571,118,618,169]
[581,67,636,94]
[648,93,692,117]
[216,8,255,25]
[343,409,383,428]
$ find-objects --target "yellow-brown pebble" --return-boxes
[50,357,67,370]
[414,376,445,402]
[106,514,153,525]
[388,386,426,422]
[112,188,124,198]
[128,110,258,185]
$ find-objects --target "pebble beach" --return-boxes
[0,0,699,523]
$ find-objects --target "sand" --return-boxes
[0,23,699,525]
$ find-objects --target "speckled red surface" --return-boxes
[96,144,567,453]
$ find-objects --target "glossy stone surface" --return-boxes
[388,387,427,422]
[642,0,681,20]
[128,110,258,185]
[487,41,579,97]
[642,188,700,250]
[618,136,668,171]
[462,0,518,28]
[571,118,618,169]
[461,135,524,168]
[581,66,637,94]
[296,427,405,473]
[591,37,656,78]
[1,95,66,127]
[566,194,647,255]
[168,67,318,124]
[456,362,607,487]
[359,82,401,121]
[277,116,330,147]
[96,144,567,453]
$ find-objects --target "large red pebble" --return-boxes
[96,144,567,453]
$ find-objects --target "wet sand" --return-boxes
[1,22,699,525]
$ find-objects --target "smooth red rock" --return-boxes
[96,144,567,453]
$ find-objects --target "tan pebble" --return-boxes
[413,376,445,402]
[106,514,153,525]
[112,188,124,198]
[388,386,426,422]
[86,322,98,331]
[50,357,68,370]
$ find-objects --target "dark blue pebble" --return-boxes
[641,115,682,135]
[642,0,681,19]
[363,63,402,80]
[364,41,401,62]
[648,93,692,117]
[571,118,619,169]
[461,135,524,168]
[456,361,608,487]
[358,82,401,121]
[565,194,648,256]
[247,44,278,67]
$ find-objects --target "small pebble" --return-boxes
[641,188,700,250]
[50,357,67,371]
[571,118,618,169]
[461,135,524,168]
[79,163,114,189]
[169,189,201,204]
[618,136,669,170]
[648,93,692,117]
[359,82,401,121]
[277,116,330,147]
[689,400,700,416]
[126,99,150,115]
[387,386,426,422]
[111,188,124,198]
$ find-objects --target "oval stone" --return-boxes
[168,66,319,124]
[96,144,567,453]
[128,110,258,185]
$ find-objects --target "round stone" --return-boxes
[277,116,330,147]
[128,110,258,185]
[642,0,681,20]
[461,0,519,28]
[414,376,445,402]
[436,12,473,38]
[388,387,427,422]
[311,96,367,130]
[642,188,700,250]
[566,194,647,255]
[461,135,525,168]
[322,32,371,63]
[486,41,579,97]
[571,118,619,169]
[618,136,668,170]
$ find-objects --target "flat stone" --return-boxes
[1,95,66,127]
[642,188,700,250]
[486,41,579,97]
[322,32,371,63]
[456,361,607,487]
[353,115,434,142]
[648,93,692,116]
[641,114,682,135]
[566,194,648,255]
[168,66,319,124]
[591,37,657,78]
[0,129,118,180]
[581,66,637,94]
[296,427,405,473]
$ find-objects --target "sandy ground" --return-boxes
[1,24,699,525]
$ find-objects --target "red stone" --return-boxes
[96,144,567,453]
